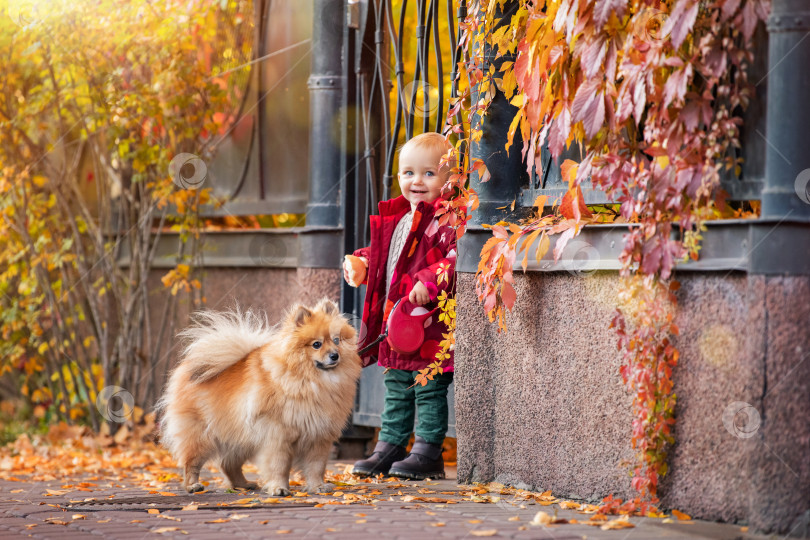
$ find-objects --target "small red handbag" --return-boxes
[386,299,438,354]
[358,298,438,356]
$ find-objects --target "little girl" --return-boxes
[343,132,456,480]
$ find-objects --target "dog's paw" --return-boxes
[233,481,260,491]
[186,482,205,493]
[303,482,335,494]
[263,485,291,497]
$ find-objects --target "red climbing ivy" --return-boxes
[432,0,769,502]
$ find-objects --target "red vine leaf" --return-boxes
[593,0,628,29]
[581,35,607,79]
[559,185,592,220]
[501,282,517,310]
[664,0,700,48]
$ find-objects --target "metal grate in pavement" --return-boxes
[65,495,317,512]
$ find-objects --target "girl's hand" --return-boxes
[409,281,431,306]
[343,255,368,287]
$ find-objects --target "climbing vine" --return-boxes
[428,0,769,504]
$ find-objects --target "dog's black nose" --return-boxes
[329,352,339,362]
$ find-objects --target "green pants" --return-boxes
[378,368,453,447]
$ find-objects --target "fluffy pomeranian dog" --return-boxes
[158,298,361,495]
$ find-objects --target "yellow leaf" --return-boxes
[147,509,160,515]
[530,511,552,526]
[521,228,542,263]
[153,527,186,534]
[560,159,579,189]
[535,233,550,262]
[601,515,635,530]
[672,509,691,520]
[470,530,498,537]
[532,194,548,209]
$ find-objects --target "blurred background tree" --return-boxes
[0,0,253,433]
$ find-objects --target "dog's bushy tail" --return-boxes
[177,307,275,382]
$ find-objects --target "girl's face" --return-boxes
[397,145,449,211]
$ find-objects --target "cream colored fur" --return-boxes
[158,299,362,495]
[176,307,276,382]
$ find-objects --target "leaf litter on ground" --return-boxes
[0,422,689,531]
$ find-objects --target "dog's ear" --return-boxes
[315,298,339,316]
[288,304,313,326]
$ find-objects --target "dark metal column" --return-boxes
[750,0,810,275]
[761,0,810,220]
[302,0,345,267]
[458,1,528,271]
[467,0,527,225]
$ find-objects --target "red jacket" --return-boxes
[354,195,456,371]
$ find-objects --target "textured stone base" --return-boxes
[455,271,810,535]
[146,267,341,401]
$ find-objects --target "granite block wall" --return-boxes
[454,271,810,535]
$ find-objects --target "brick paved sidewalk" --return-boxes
[0,462,771,540]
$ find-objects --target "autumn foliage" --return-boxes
[0,0,250,428]
[439,0,768,501]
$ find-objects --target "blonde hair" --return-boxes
[399,132,455,172]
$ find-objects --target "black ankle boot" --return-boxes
[388,436,445,480]
[352,440,408,477]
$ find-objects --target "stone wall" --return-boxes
[145,267,341,401]
[454,271,810,535]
